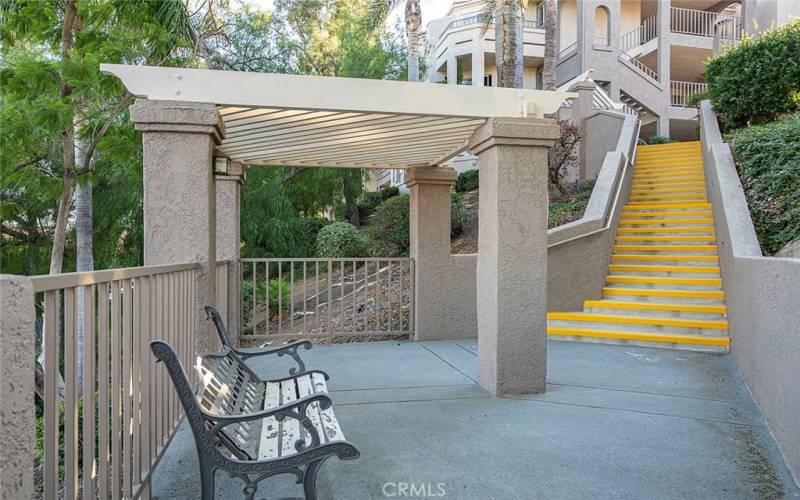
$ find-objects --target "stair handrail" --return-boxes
[619,14,658,52]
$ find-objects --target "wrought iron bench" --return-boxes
[151,340,360,500]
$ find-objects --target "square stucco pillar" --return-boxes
[471,37,485,87]
[656,0,671,137]
[406,166,458,340]
[469,117,559,395]
[0,275,35,499]
[130,99,223,353]
[575,81,596,179]
[216,161,244,346]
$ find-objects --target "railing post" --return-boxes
[215,161,245,347]
[130,99,224,353]
[656,0,671,136]
[0,274,35,499]
[469,117,560,396]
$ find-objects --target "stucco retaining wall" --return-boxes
[699,100,800,484]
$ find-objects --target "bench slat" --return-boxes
[279,380,301,457]
[296,375,326,446]
[257,382,281,460]
[312,373,345,443]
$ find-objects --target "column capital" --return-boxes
[404,166,457,188]
[575,80,596,92]
[468,117,560,156]
[130,99,225,144]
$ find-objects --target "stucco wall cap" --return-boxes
[130,99,225,143]
[405,166,458,188]
[468,117,560,155]
[575,81,597,91]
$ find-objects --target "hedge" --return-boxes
[726,114,800,254]
[705,20,800,129]
[455,169,479,192]
[315,221,369,258]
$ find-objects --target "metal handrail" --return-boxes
[619,14,657,52]
[670,80,708,107]
[30,262,200,292]
[671,7,741,38]
[558,41,578,60]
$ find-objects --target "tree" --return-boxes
[483,0,531,88]
[370,0,423,82]
[542,0,557,90]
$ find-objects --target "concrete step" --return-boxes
[603,286,724,302]
[611,254,719,264]
[624,201,712,210]
[631,181,707,189]
[630,186,707,195]
[619,218,714,227]
[612,244,718,255]
[620,210,713,218]
[606,275,722,290]
[632,176,706,185]
[547,325,729,352]
[608,264,720,277]
[583,300,726,320]
[629,194,708,203]
[548,312,728,336]
[616,235,717,244]
[617,227,716,235]
[635,163,704,171]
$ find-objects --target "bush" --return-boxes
[455,169,479,192]
[705,20,800,129]
[358,185,400,220]
[367,194,410,256]
[451,191,465,237]
[315,222,369,258]
[726,114,800,254]
[242,279,292,315]
[648,135,676,144]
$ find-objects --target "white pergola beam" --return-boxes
[101,64,573,119]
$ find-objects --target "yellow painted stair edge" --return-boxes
[548,312,728,329]
[583,300,727,314]
[603,287,725,299]
[547,327,730,347]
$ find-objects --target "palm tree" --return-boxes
[542,0,557,90]
[371,0,423,82]
[483,0,533,88]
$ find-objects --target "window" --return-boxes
[391,169,405,186]
[594,6,610,45]
[537,2,545,26]
[484,74,493,87]
[536,71,543,90]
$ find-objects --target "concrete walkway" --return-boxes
[152,340,799,499]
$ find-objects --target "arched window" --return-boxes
[594,6,610,45]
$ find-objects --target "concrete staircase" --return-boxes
[547,141,730,352]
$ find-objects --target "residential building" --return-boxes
[370,0,798,190]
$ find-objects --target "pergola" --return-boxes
[103,64,573,395]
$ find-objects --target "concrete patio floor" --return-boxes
[152,339,800,499]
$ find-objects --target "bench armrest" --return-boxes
[206,393,333,452]
[234,340,313,374]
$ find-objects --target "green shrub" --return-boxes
[358,185,400,220]
[367,194,410,256]
[451,191,465,237]
[726,114,800,254]
[315,222,369,257]
[455,169,479,192]
[242,279,292,314]
[705,20,800,129]
[648,135,676,144]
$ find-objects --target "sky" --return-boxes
[244,0,453,32]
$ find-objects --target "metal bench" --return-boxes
[151,341,359,500]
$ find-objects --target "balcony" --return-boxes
[670,80,708,107]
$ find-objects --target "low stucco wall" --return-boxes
[547,114,639,312]
[700,100,800,484]
[443,254,478,338]
[584,111,625,180]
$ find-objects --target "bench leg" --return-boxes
[303,458,327,500]
[199,461,216,500]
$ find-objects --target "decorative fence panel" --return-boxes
[619,15,657,52]
[670,7,741,39]
[241,258,414,340]
[31,263,199,499]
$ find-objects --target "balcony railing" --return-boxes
[618,50,660,84]
[619,14,657,52]
[30,262,199,499]
[524,19,544,29]
[670,7,741,39]
[592,36,610,46]
[241,257,414,340]
[670,80,708,107]
[558,41,578,60]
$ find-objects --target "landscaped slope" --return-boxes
[547,141,730,352]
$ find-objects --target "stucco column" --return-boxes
[447,46,458,85]
[216,161,244,346]
[406,166,458,340]
[471,37,485,87]
[130,99,223,353]
[575,81,596,179]
[656,0,671,137]
[468,117,559,395]
[0,275,35,499]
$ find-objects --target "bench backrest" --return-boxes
[204,306,233,349]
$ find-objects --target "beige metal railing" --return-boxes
[215,260,229,326]
[670,80,708,107]
[558,41,578,60]
[671,7,741,39]
[618,50,660,84]
[619,14,657,52]
[592,36,610,46]
[241,258,414,340]
[31,262,199,499]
